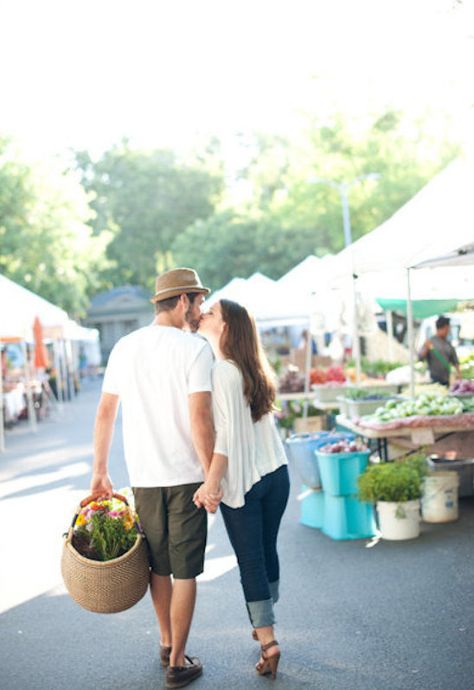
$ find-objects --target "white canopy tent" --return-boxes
[0,273,70,340]
[325,156,474,394]
[207,272,311,328]
[240,156,474,392]
[0,273,71,452]
[332,157,474,278]
[413,242,474,270]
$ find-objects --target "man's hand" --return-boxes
[90,472,113,500]
[91,392,118,500]
[419,339,433,360]
[193,483,223,514]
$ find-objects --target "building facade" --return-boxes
[84,286,153,364]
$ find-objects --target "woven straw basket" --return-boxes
[61,493,150,614]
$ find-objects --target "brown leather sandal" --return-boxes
[255,640,280,679]
[252,629,258,641]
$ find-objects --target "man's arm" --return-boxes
[90,392,119,498]
[449,345,461,379]
[193,452,227,513]
[419,339,433,360]
[189,391,214,477]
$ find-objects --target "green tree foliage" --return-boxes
[0,137,110,315]
[172,112,458,288]
[74,141,223,291]
[172,211,320,289]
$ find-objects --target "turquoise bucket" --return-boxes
[316,449,370,497]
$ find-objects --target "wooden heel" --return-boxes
[255,640,280,679]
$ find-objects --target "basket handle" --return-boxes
[80,492,129,508]
[68,492,139,531]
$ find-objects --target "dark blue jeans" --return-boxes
[220,464,290,627]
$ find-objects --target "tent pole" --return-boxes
[386,310,394,362]
[53,340,64,412]
[21,341,37,432]
[0,346,5,453]
[406,269,416,398]
[351,275,361,383]
[303,320,313,418]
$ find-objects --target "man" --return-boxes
[419,315,461,386]
[90,268,215,689]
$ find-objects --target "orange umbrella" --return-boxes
[33,317,49,369]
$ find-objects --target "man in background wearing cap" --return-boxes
[419,315,461,386]
[90,268,215,689]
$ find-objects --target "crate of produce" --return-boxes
[311,383,348,403]
[450,379,474,397]
[336,396,349,417]
[315,440,370,496]
[346,395,401,420]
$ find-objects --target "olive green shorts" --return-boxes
[133,483,207,579]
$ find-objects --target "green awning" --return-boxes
[376,298,461,319]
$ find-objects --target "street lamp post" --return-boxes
[310,173,380,381]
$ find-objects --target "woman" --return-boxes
[194,299,290,679]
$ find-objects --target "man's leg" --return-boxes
[169,578,197,667]
[150,573,172,647]
[166,483,207,669]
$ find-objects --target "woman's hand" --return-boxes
[193,483,223,513]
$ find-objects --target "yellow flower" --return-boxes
[75,513,86,527]
[123,515,134,531]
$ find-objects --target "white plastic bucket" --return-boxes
[376,500,421,540]
[422,472,459,523]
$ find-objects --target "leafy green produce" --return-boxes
[456,396,474,413]
[343,388,394,401]
[364,393,463,423]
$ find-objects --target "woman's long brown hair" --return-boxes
[219,299,276,422]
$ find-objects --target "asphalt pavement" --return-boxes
[1,379,473,690]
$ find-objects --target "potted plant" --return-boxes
[358,460,422,540]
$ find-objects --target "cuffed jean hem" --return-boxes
[269,580,279,604]
[246,598,275,628]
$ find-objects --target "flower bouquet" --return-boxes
[72,496,138,561]
[61,492,150,613]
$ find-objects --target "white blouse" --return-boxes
[212,359,288,509]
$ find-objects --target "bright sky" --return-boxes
[0,0,473,160]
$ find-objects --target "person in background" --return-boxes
[297,328,318,354]
[195,299,289,680]
[419,315,461,386]
[90,268,215,690]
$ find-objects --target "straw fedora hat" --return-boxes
[150,268,210,303]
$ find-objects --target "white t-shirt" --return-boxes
[102,325,213,487]
[212,360,288,508]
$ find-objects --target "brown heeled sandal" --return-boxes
[252,629,258,641]
[255,640,280,679]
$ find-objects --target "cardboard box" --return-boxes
[289,349,332,372]
[294,415,327,433]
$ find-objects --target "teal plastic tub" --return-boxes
[285,432,355,490]
[316,449,370,496]
[322,495,376,540]
[299,486,325,529]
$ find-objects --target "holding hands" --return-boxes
[193,482,223,513]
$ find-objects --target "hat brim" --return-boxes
[150,285,211,304]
